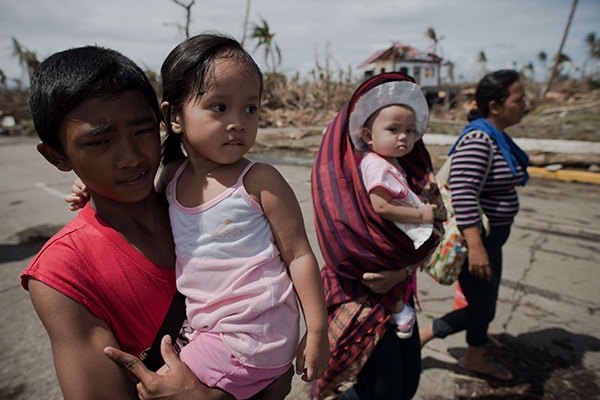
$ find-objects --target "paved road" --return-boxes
[1,136,599,399]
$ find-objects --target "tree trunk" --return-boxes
[540,0,578,98]
[241,0,252,47]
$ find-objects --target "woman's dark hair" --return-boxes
[29,46,159,153]
[468,69,521,122]
[161,32,264,165]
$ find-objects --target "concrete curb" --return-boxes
[422,134,600,186]
[528,167,600,185]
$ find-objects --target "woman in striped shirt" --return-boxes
[419,70,529,381]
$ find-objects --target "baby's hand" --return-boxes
[295,331,330,382]
[419,203,437,224]
[65,178,89,211]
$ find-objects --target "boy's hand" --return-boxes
[295,331,330,382]
[65,178,89,211]
[104,336,233,400]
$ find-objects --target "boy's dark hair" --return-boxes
[161,32,263,165]
[468,69,521,122]
[28,46,159,153]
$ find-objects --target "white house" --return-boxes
[357,42,442,88]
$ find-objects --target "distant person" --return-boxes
[351,80,439,339]
[419,69,529,381]
[69,33,329,399]
[22,44,293,399]
[311,72,445,399]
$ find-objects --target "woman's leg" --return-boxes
[459,225,512,379]
[424,225,511,343]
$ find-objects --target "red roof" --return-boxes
[358,42,441,69]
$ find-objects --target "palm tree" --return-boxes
[586,32,600,58]
[0,68,6,89]
[443,60,455,83]
[240,0,252,47]
[477,50,487,76]
[425,27,444,56]
[582,32,600,78]
[11,38,39,79]
[250,17,281,72]
[556,53,573,78]
[523,62,535,81]
[537,51,548,67]
[541,0,578,97]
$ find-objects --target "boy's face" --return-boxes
[39,90,161,205]
[362,105,417,158]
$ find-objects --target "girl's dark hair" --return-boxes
[467,69,521,122]
[161,32,263,165]
[29,46,159,153]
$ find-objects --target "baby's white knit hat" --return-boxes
[348,80,429,151]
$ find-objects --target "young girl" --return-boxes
[159,33,331,399]
[348,80,437,340]
[70,33,329,399]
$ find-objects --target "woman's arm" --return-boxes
[463,226,491,281]
[361,266,417,294]
[245,163,329,382]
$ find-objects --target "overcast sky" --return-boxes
[1,0,598,86]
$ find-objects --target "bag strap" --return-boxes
[141,291,187,371]
[477,131,494,196]
[436,131,494,193]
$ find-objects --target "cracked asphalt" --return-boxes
[1,136,599,399]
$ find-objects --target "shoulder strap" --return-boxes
[477,132,494,196]
[436,131,494,193]
[236,160,259,186]
[435,132,476,185]
[141,291,187,371]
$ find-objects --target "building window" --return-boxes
[425,66,435,78]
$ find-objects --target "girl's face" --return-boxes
[171,57,261,166]
[491,79,527,131]
[362,105,417,159]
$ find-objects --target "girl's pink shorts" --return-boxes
[180,331,291,399]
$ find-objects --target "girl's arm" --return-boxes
[245,163,329,382]
[369,186,436,224]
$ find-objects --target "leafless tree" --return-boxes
[168,0,196,38]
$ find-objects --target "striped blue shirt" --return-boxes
[449,131,525,228]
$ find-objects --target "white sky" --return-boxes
[1,0,598,86]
